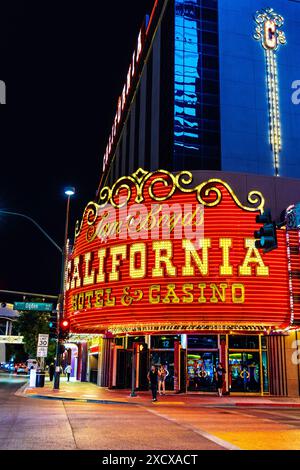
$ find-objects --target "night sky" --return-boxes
[0,0,155,298]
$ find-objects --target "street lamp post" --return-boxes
[0,210,62,253]
[53,187,75,390]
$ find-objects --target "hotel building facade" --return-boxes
[64,0,300,396]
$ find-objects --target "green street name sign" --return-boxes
[14,302,54,312]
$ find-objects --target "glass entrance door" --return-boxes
[187,351,219,392]
[229,352,261,393]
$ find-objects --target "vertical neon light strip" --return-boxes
[254,8,286,176]
[286,229,295,326]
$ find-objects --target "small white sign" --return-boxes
[37,334,49,358]
[37,334,49,348]
[37,346,48,358]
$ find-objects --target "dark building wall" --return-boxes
[191,170,300,220]
[106,0,174,186]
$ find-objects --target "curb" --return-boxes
[15,384,300,408]
[25,394,139,406]
[235,402,300,408]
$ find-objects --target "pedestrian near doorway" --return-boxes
[64,364,72,382]
[158,364,169,395]
[147,365,158,402]
[215,363,226,397]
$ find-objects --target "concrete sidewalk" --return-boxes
[15,377,300,408]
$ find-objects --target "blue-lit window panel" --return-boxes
[175,93,184,105]
[180,37,199,50]
[175,64,185,75]
[175,16,184,28]
[175,26,185,41]
[175,50,184,65]
[181,75,198,86]
[175,38,184,50]
[181,142,201,151]
[182,41,200,56]
[175,104,184,115]
[183,66,200,78]
[183,19,198,31]
[179,28,198,44]
[174,125,185,134]
[182,41,201,53]
[182,92,198,106]
[175,0,210,166]
[183,50,200,65]
[175,74,185,85]
[183,107,197,117]
[175,85,184,97]
[175,116,185,126]
[184,132,199,139]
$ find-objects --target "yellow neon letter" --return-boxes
[219,238,233,276]
[83,252,95,286]
[239,239,269,276]
[130,243,146,279]
[96,248,106,283]
[182,239,211,276]
[71,256,81,289]
[152,241,176,277]
[210,283,228,303]
[232,284,245,303]
[109,245,127,282]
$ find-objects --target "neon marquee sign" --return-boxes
[65,169,290,334]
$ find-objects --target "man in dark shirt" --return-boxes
[147,365,158,401]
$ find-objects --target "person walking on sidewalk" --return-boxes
[158,364,169,396]
[147,365,158,402]
[215,362,226,397]
[64,364,72,382]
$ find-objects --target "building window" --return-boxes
[187,335,218,349]
[228,335,259,350]
[151,335,180,349]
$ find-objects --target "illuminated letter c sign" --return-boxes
[264,20,276,49]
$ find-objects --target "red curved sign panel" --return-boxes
[65,169,290,334]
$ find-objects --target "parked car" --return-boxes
[15,363,29,374]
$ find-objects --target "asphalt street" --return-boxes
[1,373,300,450]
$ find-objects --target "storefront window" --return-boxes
[229,352,260,393]
[187,351,218,392]
[261,336,267,350]
[115,337,124,347]
[150,351,174,390]
[151,335,180,349]
[228,335,259,350]
[127,336,145,348]
[187,335,218,349]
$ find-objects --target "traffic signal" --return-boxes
[48,312,58,338]
[59,318,70,340]
[254,208,278,253]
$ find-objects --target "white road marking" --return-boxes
[143,406,241,450]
